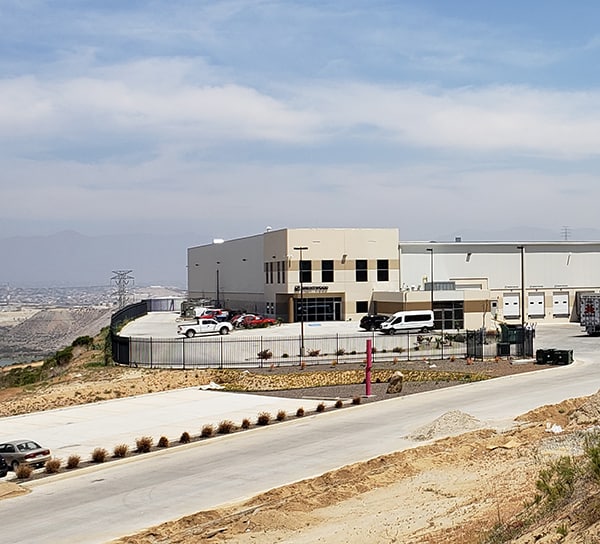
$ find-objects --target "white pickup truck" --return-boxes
[177,319,233,338]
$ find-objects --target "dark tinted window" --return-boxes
[355,259,368,282]
[377,259,389,281]
[405,314,432,323]
[321,260,334,283]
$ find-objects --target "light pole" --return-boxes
[517,245,525,355]
[216,261,221,307]
[426,248,434,313]
[293,245,308,361]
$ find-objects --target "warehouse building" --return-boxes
[187,228,600,329]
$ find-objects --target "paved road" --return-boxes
[2,324,599,544]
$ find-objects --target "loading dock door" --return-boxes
[503,294,520,319]
[528,293,545,318]
[552,293,569,317]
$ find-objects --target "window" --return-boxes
[277,261,281,284]
[269,262,274,284]
[355,259,368,282]
[356,300,369,313]
[264,262,269,284]
[377,259,389,281]
[281,260,286,283]
[300,260,312,283]
[321,260,334,283]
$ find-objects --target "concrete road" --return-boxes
[2,323,598,544]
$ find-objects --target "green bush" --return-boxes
[72,335,94,348]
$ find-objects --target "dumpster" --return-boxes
[553,350,573,365]
[536,349,556,364]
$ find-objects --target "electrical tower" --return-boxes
[561,226,571,241]
[111,270,134,308]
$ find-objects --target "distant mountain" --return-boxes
[0,231,205,288]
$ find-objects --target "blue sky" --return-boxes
[2,0,600,242]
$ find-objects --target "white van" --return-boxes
[380,310,434,334]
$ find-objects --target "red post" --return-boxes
[366,338,372,396]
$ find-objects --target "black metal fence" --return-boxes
[112,329,510,369]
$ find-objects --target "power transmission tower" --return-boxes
[561,226,571,241]
[111,270,134,308]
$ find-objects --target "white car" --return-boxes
[177,319,233,338]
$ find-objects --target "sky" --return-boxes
[2,0,600,244]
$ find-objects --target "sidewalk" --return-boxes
[1,388,336,470]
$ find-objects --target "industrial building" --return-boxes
[187,228,600,330]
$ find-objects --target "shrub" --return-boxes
[316,402,326,413]
[179,431,191,444]
[335,348,346,356]
[66,455,80,469]
[113,444,129,458]
[352,396,362,405]
[217,420,235,434]
[136,436,153,454]
[335,399,343,409]
[72,335,94,348]
[157,436,169,448]
[257,349,273,360]
[241,418,251,429]
[55,345,74,366]
[15,464,33,479]
[296,407,305,417]
[92,447,108,463]
[535,457,577,508]
[257,412,271,425]
[45,458,61,474]
[201,424,214,438]
[281,353,289,358]
[308,349,321,357]
[276,410,287,421]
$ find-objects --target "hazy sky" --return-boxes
[2,1,600,243]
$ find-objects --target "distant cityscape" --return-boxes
[0,284,186,309]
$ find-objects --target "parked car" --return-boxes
[0,455,8,477]
[238,315,278,328]
[177,319,233,338]
[359,314,389,331]
[0,440,52,471]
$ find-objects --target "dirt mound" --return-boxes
[570,389,600,427]
[406,410,483,441]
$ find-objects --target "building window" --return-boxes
[321,260,334,283]
[281,260,286,284]
[355,259,368,282]
[269,262,274,284]
[356,300,368,313]
[377,259,389,282]
[264,262,269,284]
[300,260,312,283]
[277,261,281,284]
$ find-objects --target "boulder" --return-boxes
[386,371,404,394]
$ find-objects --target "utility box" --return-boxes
[497,343,511,356]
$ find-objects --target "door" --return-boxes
[528,293,545,318]
[502,294,520,319]
[552,293,569,317]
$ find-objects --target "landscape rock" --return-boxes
[386,371,404,394]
